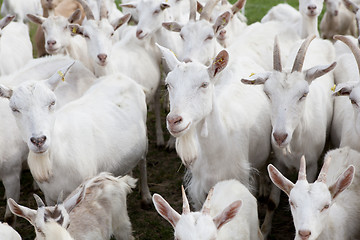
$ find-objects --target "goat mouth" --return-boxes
[307,11,317,17]
[169,122,191,136]
[46,48,60,54]
[97,61,108,67]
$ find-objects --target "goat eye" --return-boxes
[110,32,114,37]
[289,200,296,208]
[321,204,330,212]
[200,82,209,88]
[49,101,55,109]
[165,83,171,90]
[84,34,90,39]
[205,35,213,41]
[300,92,308,100]
[11,108,19,113]
[264,91,270,99]
[153,9,160,15]
[180,34,184,40]
[351,99,357,106]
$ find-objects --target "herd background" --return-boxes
[0,0,324,239]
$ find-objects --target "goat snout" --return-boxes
[273,132,288,146]
[298,230,311,239]
[30,136,47,148]
[136,30,144,39]
[307,4,317,10]
[183,58,192,63]
[167,115,183,126]
[334,10,338,16]
[47,40,57,47]
[97,54,107,63]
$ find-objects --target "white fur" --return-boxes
[1,0,42,23]
[0,221,21,240]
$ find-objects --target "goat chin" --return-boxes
[28,151,53,183]
[176,127,198,168]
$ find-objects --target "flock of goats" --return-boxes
[1,0,360,239]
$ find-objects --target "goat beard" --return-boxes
[28,150,53,183]
[176,127,198,168]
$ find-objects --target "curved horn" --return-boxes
[298,155,307,181]
[76,0,95,20]
[189,0,197,20]
[181,186,190,214]
[99,0,108,20]
[273,36,282,72]
[200,0,220,21]
[33,194,45,208]
[291,35,316,73]
[334,35,360,76]
[317,156,331,183]
[201,187,214,215]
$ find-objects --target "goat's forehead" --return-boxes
[43,16,67,27]
[290,181,331,204]
[167,63,209,85]
[176,213,216,239]
[265,72,308,93]
[182,21,213,37]
[11,82,53,105]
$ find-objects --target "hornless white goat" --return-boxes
[0,222,21,240]
[153,180,262,240]
[0,56,96,225]
[1,0,42,23]
[268,148,360,240]
[320,0,357,40]
[241,35,336,238]
[0,15,33,76]
[261,3,301,23]
[9,172,136,240]
[158,45,271,209]
[27,10,93,72]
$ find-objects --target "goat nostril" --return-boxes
[47,40,56,46]
[136,30,143,38]
[167,115,183,125]
[97,54,107,62]
[273,132,288,145]
[299,230,311,238]
[30,136,47,147]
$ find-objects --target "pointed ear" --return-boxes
[332,81,358,96]
[213,200,242,230]
[68,24,84,36]
[343,0,359,14]
[156,43,180,71]
[213,11,231,34]
[162,22,183,32]
[45,62,75,91]
[304,62,337,83]
[0,85,13,99]
[119,2,138,9]
[268,164,294,196]
[26,14,45,25]
[68,9,82,23]
[152,194,181,228]
[0,15,15,29]
[111,13,131,31]
[197,1,204,13]
[329,165,355,199]
[241,72,270,85]
[160,3,171,10]
[208,50,229,78]
[7,198,37,225]
[231,0,246,15]
[64,185,85,213]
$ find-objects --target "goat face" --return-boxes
[42,16,70,54]
[325,0,342,16]
[299,0,324,17]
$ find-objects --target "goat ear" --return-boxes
[7,198,37,225]
[231,0,246,15]
[332,81,358,96]
[213,11,231,34]
[162,22,183,32]
[268,164,294,196]
[119,2,137,9]
[160,3,171,10]
[343,0,359,14]
[45,62,75,91]
[241,72,270,85]
[26,14,45,25]
[208,50,229,78]
[68,24,84,36]
[156,43,180,71]
[64,185,85,213]
[329,165,355,200]
[0,85,13,99]
[197,1,204,13]
[304,62,337,83]
[213,200,242,230]
[68,9,82,24]
[0,15,15,29]
[153,194,181,228]
[112,13,131,31]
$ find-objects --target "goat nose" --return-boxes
[334,10,339,16]
[183,58,192,63]
[136,29,143,39]
[97,54,107,63]
[273,132,288,146]
[30,136,47,148]
[47,40,56,47]
[167,115,183,126]
[298,230,311,239]
[307,4,316,10]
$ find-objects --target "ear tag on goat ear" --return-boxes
[170,49,177,57]
[72,27,77,34]
[331,84,336,92]
[58,70,65,82]
[249,72,255,77]
[223,18,226,24]
[213,57,224,65]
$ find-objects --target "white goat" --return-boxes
[8,172,136,240]
[342,0,360,42]
[27,10,93,72]
[0,15,33,76]
[241,35,336,238]
[261,3,301,23]
[268,148,360,240]
[158,45,271,209]
[153,180,262,240]
[1,0,42,23]
[0,64,151,207]
[0,222,21,240]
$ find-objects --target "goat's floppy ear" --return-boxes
[156,43,180,71]
[208,50,229,78]
[45,61,75,91]
[8,198,37,225]
[213,11,231,34]
[68,9,82,23]
[332,81,358,96]
[0,15,15,29]
[162,22,183,32]
[304,62,337,83]
[68,24,84,36]
[241,72,270,85]
[268,164,294,196]
[27,14,45,25]
[0,85,13,99]
[153,194,181,228]
[329,165,355,200]
[213,200,242,230]
[112,13,131,31]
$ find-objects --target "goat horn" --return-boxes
[189,0,197,21]
[57,190,64,205]
[181,185,190,214]
[76,0,95,20]
[273,36,282,72]
[298,155,307,181]
[317,156,331,183]
[291,35,316,73]
[201,187,214,215]
[231,0,246,15]
[99,0,108,20]
[334,35,360,76]
[33,194,45,208]
[200,0,220,21]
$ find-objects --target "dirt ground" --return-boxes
[0,107,298,240]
